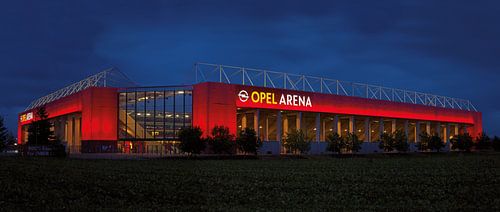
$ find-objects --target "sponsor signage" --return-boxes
[238,89,312,108]
[20,112,33,122]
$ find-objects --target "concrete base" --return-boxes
[258,141,281,155]
[257,141,451,155]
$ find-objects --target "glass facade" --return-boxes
[118,86,192,141]
[234,108,468,146]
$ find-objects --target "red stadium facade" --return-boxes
[18,66,482,154]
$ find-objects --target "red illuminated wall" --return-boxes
[193,83,237,137]
[18,87,118,144]
[193,82,482,137]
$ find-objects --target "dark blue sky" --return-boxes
[1,0,499,136]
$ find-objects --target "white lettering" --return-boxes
[299,96,305,106]
[306,97,312,107]
[280,94,286,105]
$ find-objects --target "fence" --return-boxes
[195,62,477,111]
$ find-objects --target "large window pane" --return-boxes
[118,87,192,142]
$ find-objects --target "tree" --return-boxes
[207,126,235,154]
[379,132,395,152]
[393,130,409,152]
[475,132,491,151]
[326,132,344,154]
[27,107,55,145]
[450,133,473,152]
[492,136,500,152]
[428,134,445,152]
[0,115,8,151]
[178,126,205,155]
[284,129,311,154]
[344,132,362,153]
[417,132,430,151]
[236,128,262,155]
[379,130,408,152]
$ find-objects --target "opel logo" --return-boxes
[238,90,249,102]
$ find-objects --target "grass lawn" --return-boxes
[0,153,499,210]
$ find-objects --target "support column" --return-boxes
[254,110,260,138]
[364,117,370,142]
[334,115,340,135]
[322,119,326,141]
[265,115,269,141]
[283,114,288,135]
[404,120,409,141]
[296,112,302,130]
[276,111,282,142]
[392,119,396,133]
[454,124,459,136]
[241,114,247,129]
[435,122,441,140]
[445,123,451,143]
[379,118,384,135]
[349,116,355,133]
[315,113,321,142]
[426,122,431,135]
[415,121,421,143]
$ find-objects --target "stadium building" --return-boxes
[18,63,482,154]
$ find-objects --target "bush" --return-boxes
[236,128,262,155]
[284,129,311,154]
[493,136,500,152]
[475,132,491,151]
[178,127,205,155]
[326,133,343,154]
[207,126,235,154]
[344,133,362,153]
[450,133,473,152]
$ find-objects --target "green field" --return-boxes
[1,154,499,210]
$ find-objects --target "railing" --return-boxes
[25,67,136,111]
[195,62,477,111]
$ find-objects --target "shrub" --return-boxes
[207,126,235,154]
[326,132,343,154]
[475,132,491,151]
[344,133,362,153]
[450,133,473,152]
[236,128,262,155]
[493,136,500,152]
[178,127,205,155]
[284,129,311,154]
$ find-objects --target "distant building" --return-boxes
[18,63,482,154]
